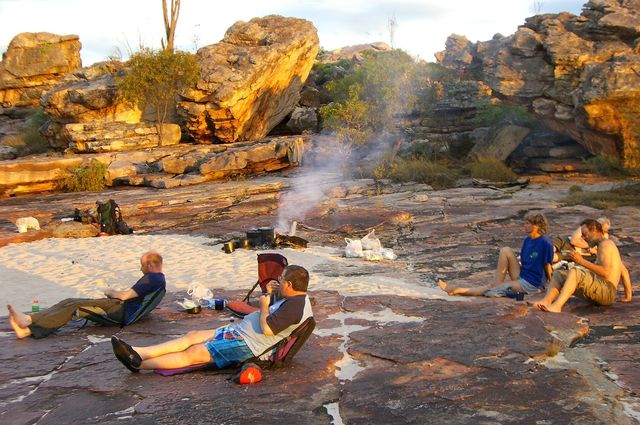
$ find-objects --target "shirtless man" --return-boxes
[439,213,554,297]
[535,218,632,313]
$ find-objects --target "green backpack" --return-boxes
[96,199,132,235]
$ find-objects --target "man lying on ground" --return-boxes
[111,265,313,372]
[439,213,554,297]
[7,251,166,339]
[535,219,632,313]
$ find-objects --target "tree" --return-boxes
[319,50,418,146]
[119,48,199,143]
[162,0,181,51]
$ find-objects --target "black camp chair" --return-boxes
[79,288,166,327]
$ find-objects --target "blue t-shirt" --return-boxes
[123,272,166,318]
[519,236,554,287]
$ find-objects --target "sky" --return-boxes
[0,0,585,65]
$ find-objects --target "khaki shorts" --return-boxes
[556,267,616,306]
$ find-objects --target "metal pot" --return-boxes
[223,241,235,254]
[259,226,275,246]
[246,228,262,247]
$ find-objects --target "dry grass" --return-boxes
[466,156,518,182]
[562,183,640,209]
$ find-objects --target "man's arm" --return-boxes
[104,287,139,301]
[259,294,275,336]
[544,263,553,282]
[569,247,611,278]
[618,263,633,302]
[570,227,589,249]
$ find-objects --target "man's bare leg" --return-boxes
[495,247,520,284]
[534,272,565,311]
[538,269,579,313]
[439,279,493,296]
[133,329,216,360]
[7,305,32,339]
[139,343,212,370]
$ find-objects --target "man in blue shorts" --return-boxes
[438,213,554,297]
[111,265,313,372]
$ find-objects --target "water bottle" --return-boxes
[32,298,40,313]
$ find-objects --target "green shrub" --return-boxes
[562,183,640,209]
[320,49,418,146]
[569,185,583,194]
[585,155,639,178]
[60,160,108,192]
[466,157,518,182]
[358,156,460,189]
[475,102,531,126]
[2,108,50,155]
[119,48,199,143]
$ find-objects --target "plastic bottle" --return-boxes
[31,298,40,313]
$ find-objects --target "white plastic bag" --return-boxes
[380,248,397,260]
[361,229,382,251]
[345,238,364,258]
[187,283,213,301]
[363,250,383,261]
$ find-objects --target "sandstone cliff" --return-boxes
[177,15,319,143]
[0,32,81,108]
[436,0,640,167]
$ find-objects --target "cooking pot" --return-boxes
[247,228,262,247]
[259,227,275,246]
[223,241,235,254]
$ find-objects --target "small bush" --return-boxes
[60,160,108,192]
[358,156,460,189]
[2,108,50,155]
[585,155,639,178]
[562,183,640,209]
[475,102,531,126]
[466,157,518,182]
[569,185,583,194]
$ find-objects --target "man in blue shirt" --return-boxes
[439,214,554,297]
[7,251,165,339]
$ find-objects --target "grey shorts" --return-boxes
[484,278,542,297]
[556,267,616,306]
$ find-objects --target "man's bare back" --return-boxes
[596,238,622,284]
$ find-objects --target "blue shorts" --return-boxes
[484,278,542,297]
[203,325,254,369]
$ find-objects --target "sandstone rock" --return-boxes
[0,145,18,160]
[319,41,391,62]
[286,106,318,133]
[177,16,319,143]
[64,122,181,153]
[469,124,531,160]
[548,144,590,158]
[529,158,591,172]
[0,32,81,108]
[437,0,640,167]
[299,85,320,107]
[47,220,99,238]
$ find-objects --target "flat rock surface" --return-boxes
[1,172,639,423]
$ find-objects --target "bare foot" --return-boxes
[534,302,561,313]
[438,279,452,294]
[7,305,31,339]
[7,305,32,327]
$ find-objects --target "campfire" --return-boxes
[223,222,308,253]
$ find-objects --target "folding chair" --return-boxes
[154,316,315,376]
[242,253,288,302]
[79,288,166,327]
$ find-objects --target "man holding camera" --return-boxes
[535,219,632,312]
[111,265,313,372]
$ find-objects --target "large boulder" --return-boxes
[40,61,142,149]
[0,33,81,108]
[319,41,391,63]
[177,15,319,143]
[436,0,640,167]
